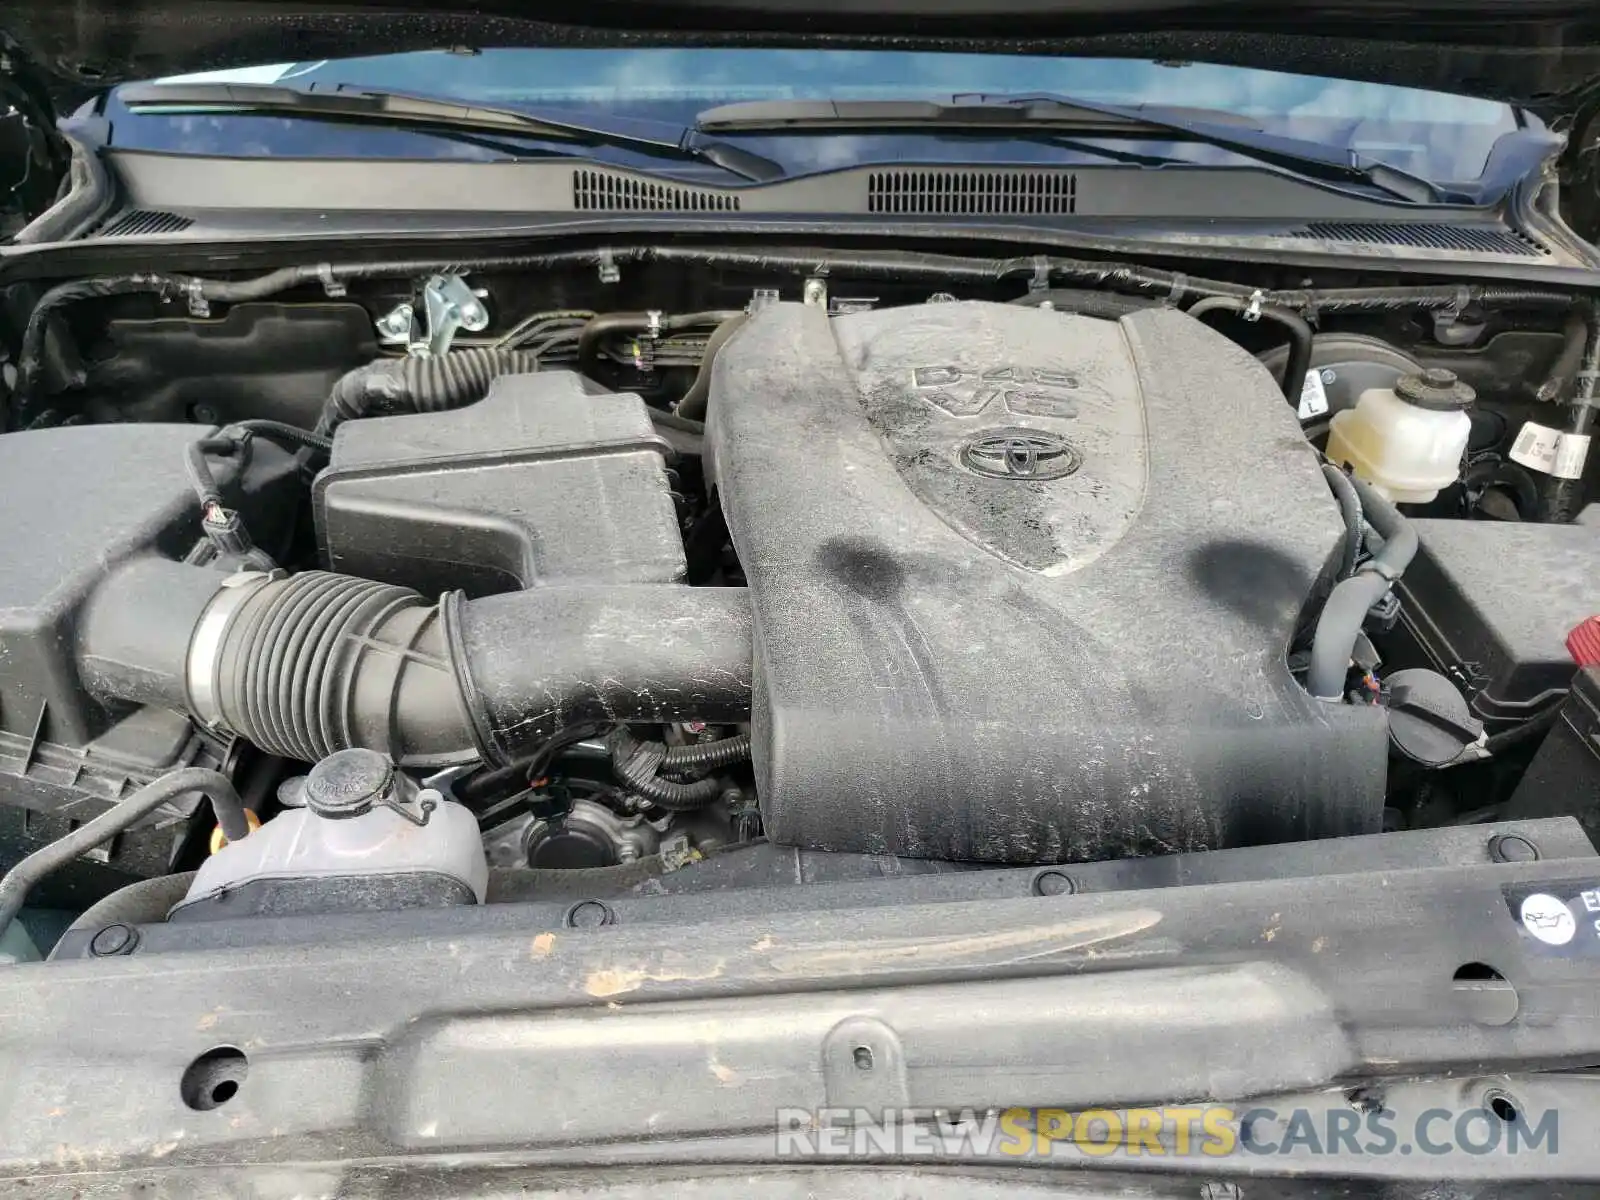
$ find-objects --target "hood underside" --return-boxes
[3,0,1600,118]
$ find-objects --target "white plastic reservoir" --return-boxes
[1325,367,1475,504]
[176,749,487,914]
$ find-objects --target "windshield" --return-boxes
[106,49,1521,188]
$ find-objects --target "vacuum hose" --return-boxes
[1320,464,1365,583]
[1305,474,1419,701]
[1187,295,1315,405]
[0,770,246,938]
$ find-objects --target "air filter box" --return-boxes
[314,371,686,597]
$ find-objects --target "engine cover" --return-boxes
[708,300,1386,863]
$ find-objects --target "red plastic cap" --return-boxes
[1569,616,1600,667]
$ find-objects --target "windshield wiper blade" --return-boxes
[118,81,786,183]
[695,94,1452,202]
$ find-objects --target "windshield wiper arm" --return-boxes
[119,81,786,183]
[695,94,1453,202]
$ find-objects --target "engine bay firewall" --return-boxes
[708,300,1387,863]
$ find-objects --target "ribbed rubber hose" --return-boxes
[316,348,542,435]
[611,733,726,811]
[225,418,334,454]
[207,572,467,764]
[0,770,246,937]
[661,732,752,771]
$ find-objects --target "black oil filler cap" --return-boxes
[1385,668,1486,766]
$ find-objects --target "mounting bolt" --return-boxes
[89,923,139,957]
[375,303,414,344]
[1032,869,1076,897]
[1488,833,1539,863]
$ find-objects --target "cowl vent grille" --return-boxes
[573,169,740,212]
[97,209,194,237]
[868,170,1077,215]
[1290,221,1548,257]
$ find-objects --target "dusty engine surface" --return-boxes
[0,298,1400,892]
[709,301,1388,862]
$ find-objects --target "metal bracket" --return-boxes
[317,263,348,299]
[408,273,489,358]
[1244,289,1266,322]
[597,248,621,285]
[1431,290,1486,347]
[1028,256,1052,294]
[381,786,440,828]
[183,279,210,319]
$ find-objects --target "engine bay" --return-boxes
[2,242,1599,952]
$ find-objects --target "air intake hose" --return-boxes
[80,564,754,769]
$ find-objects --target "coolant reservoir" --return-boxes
[171,749,488,919]
[1325,368,1475,503]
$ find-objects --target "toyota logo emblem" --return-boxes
[959,428,1081,480]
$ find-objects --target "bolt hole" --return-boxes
[180,1047,247,1111]
[1452,962,1518,1027]
[853,1046,874,1071]
[1485,1090,1520,1123]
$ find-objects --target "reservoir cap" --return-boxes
[1395,368,1476,412]
[305,748,394,820]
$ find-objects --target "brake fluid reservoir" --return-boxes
[1325,368,1475,503]
[171,749,487,919]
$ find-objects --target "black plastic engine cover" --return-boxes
[708,301,1386,863]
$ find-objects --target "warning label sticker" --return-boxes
[1298,370,1331,421]
[1504,880,1600,958]
[1509,421,1592,480]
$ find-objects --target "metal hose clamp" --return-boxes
[184,570,278,728]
